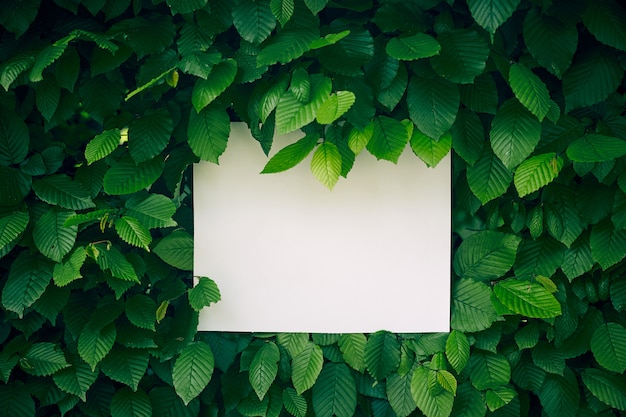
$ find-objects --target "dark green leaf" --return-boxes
[467,0,520,34]
[364,331,401,381]
[453,230,521,281]
[283,387,307,417]
[166,0,207,14]
[125,294,156,331]
[312,363,357,417]
[0,381,35,417]
[538,368,580,417]
[103,156,164,195]
[129,109,173,164]
[32,208,77,263]
[469,351,511,391]
[53,356,98,402]
[582,368,626,411]
[33,175,95,210]
[110,387,152,417]
[0,211,28,254]
[233,0,276,44]
[153,230,194,271]
[173,342,214,405]
[270,0,294,26]
[21,342,69,376]
[78,322,116,371]
[386,34,440,60]
[187,106,230,164]
[508,63,551,121]
[188,276,221,311]
[0,110,30,166]
[566,135,626,162]
[101,347,149,391]
[2,252,51,317]
[431,29,489,84]
[590,220,626,269]
[583,0,626,52]
[125,193,177,229]
[257,28,319,67]
[407,75,459,140]
[590,323,626,374]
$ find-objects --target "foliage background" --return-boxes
[1,0,626,416]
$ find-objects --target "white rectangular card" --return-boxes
[194,123,450,333]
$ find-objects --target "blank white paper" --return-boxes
[194,123,450,333]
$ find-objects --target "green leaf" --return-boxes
[494,279,562,318]
[29,37,72,82]
[310,142,342,190]
[257,28,319,67]
[232,0,276,44]
[386,34,440,60]
[110,387,152,417]
[270,0,294,26]
[85,129,121,165]
[178,52,221,79]
[53,356,98,401]
[407,75,459,140]
[0,166,31,207]
[366,116,409,163]
[0,211,28,253]
[450,382,486,417]
[114,217,152,251]
[2,252,51,317]
[563,49,623,112]
[283,387,307,417]
[125,194,177,229]
[590,323,626,374]
[101,347,149,391]
[103,155,164,196]
[590,220,626,269]
[53,247,87,287]
[188,276,221,311]
[562,234,594,281]
[261,133,318,174]
[21,342,69,376]
[338,333,366,372]
[150,386,197,417]
[187,106,230,164]
[309,30,351,50]
[387,370,417,417]
[78,321,116,371]
[485,386,516,412]
[364,331,401,381]
[537,369,580,417]
[33,175,95,210]
[191,59,237,113]
[453,230,521,281]
[0,110,29,166]
[450,108,484,166]
[291,342,323,395]
[523,8,577,78]
[490,99,541,170]
[543,184,584,248]
[34,77,60,121]
[531,341,565,375]
[303,0,327,14]
[411,365,454,417]
[312,363,357,417]
[347,123,373,155]
[459,73,498,114]
[514,153,563,197]
[583,0,626,52]
[173,341,214,405]
[0,381,35,417]
[582,368,626,411]
[467,0,520,34]
[248,342,278,401]
[467,145,513,204]
[275,75,332,135]
[451,278,498,333]
[410,129,451,168]
[94,245,139,282]
[32,208,77,263]
[0,54,35,91]
[469,351,511,391]
[129,109,173,164]
[316,91,356,124]
[166,0,207,14]
[153,230,194,271]
[125,295,156,331]
[445,330,470,374]
[431,29,489,84]
[566,135,626,162]
[508,63,551,121]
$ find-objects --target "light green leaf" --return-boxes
[173,342,214,405]
[386,33,440,60]
[310,142,341,190]
[103,156,164,195]
[21,343,69,376]
[537,369,580,417]
[85,129,121,165]
[451,278,498,333]
[467,0,520,34]
[485,386,516,412]
[387,370,417,417]
[33,175,95,210]
[364,331,401,381]
[277,333,309,359]
[590,220,626,269]
[411,365,454,417]
[590,323,626,374]
[114,216,152,251]
[129,109,173,164]
[509,63,551,121]
[261,133,318,174]
[249,342,279,400]
[347,122,373,155]
[490,99,541,170]
[582,368,626,411]
[494,279,562,318]
[312,363,357,417]
[191,59,237,113]
[583,0,626,52]
[2,252,51,317]
[0,54,35,91]
[338,333,366,372]
[292,342,323,395]
[410,129,451,168]
[110,387,152,417]
[78,321,116,371]
[53,356,98,401]
[566,134,626,162]
[153,230,194,271]
[270,0,294,26]
[431,29,489,84]
[125,294,156,331]
[366,116,409,163]
[0,211,28,253]
[316,91,356,124]
[125,194,177,229]
[275,75,332,135]
[453,230,521,281]
[33,208,77,263]
[53,247,87,287]
[514,153,563,197]
[407,76,459,140]
[469,351,511,391]
[446,330,470,374]
[188,276,221,311]
[0,110,29,166]
[101,347,149,391]
[187,106,231,164]
[232,0,276,44]
[563,49,623,112]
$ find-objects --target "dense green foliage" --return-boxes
[1,0,626,416]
